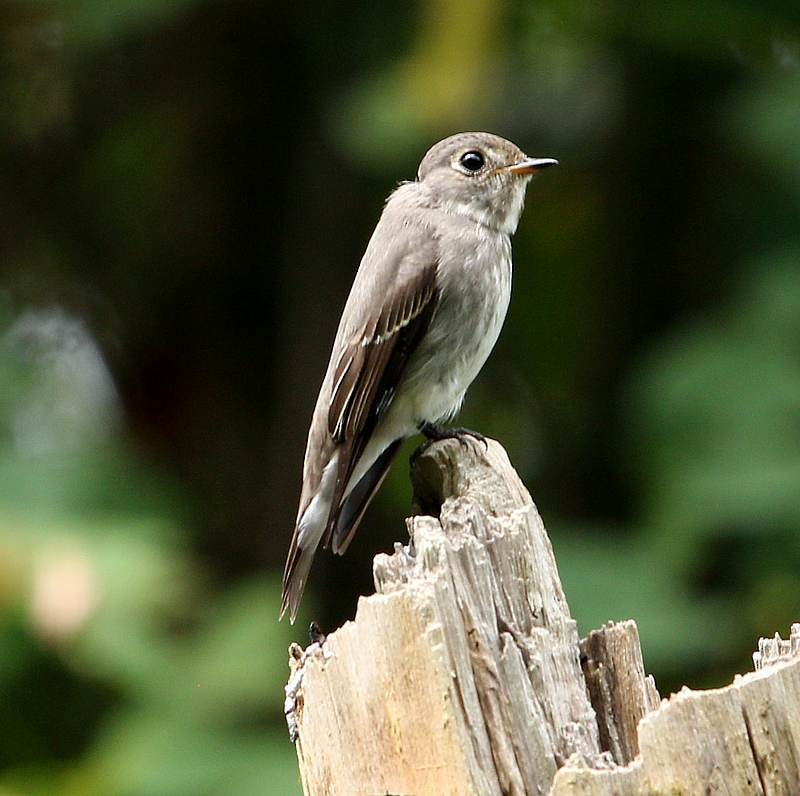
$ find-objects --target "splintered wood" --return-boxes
[579,621,660,765]
[285,437,800,795]
[552,645,800,795]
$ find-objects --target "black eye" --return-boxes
[459,150,485,172]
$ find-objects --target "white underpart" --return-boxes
[408,225,512,425]
[297,454,339,549]
[438,173,530,235]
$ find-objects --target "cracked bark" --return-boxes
[285,438,800,796]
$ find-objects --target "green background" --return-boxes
[1,1,800,793]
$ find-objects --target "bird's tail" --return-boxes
[280,440,400,621]
[281,455,339,622]
[280,534,316,624]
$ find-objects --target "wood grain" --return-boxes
[286,437,799,796]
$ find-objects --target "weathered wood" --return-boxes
[552,650,800,795]
[579,620,660,765]
[286,436,800,796]
[754,623,800,670]
[289,438,601,795]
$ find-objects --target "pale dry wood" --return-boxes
[289,437,601,796]
[754,623,800,670]
[286,436,800,796]
[552,628,800,796]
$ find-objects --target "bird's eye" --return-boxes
[459,150,485,172]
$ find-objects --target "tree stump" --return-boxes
[284,437,800,795]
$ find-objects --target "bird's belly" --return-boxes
[401,265,511,426]
[422,313,505,420]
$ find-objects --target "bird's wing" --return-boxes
[323,259,439,548]
[280,219,440,621]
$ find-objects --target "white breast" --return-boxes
[395,225,513,427]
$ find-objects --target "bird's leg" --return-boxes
[418,421,488,449]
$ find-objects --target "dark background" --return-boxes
[1,1,799,792]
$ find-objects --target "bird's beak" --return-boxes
[506,157,559,175]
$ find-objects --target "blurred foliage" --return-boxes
[558,71,800,685]
[0,308,305,793]
[1,0,800,792]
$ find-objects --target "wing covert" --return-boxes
[323,261,439,548]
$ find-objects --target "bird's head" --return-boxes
[417,132,557,234]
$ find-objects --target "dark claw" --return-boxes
[418,421,489,450]
[308,621,326,646]
[450,426,488,450]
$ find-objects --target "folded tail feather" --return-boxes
[280,439,403,621]
[280,534,316,623]
[331,438,402,555]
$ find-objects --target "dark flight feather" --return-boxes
[331,438,402,555]
[322,263,439,550]
[280,262,438,621]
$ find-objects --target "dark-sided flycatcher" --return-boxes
[281,132,557,621]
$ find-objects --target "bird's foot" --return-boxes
[410,423,488,468]
[418,421,488,450]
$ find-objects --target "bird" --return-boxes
[280,131,557,622]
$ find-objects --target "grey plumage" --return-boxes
[281,132,557,621]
